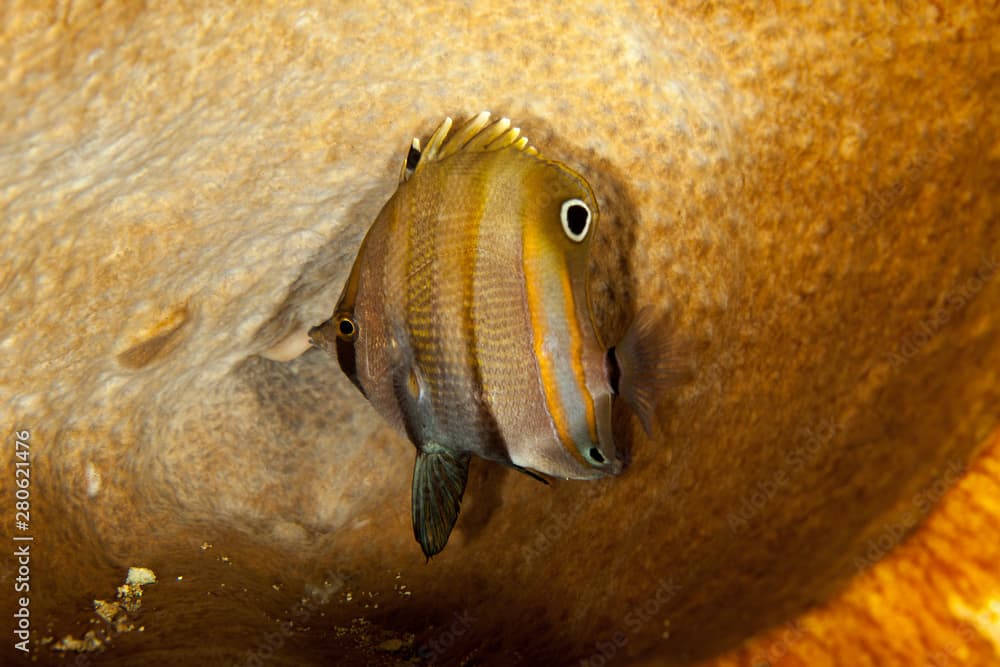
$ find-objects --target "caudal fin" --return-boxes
[613,306,691,436]
[411,444,471,559]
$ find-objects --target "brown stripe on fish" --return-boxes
[522,198,598,466]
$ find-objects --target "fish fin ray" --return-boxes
[399,137,422,182]
[412,112,535,174]
[420,116,453,164]
[411,444,471,559]
[437,111,492,158]
[485,125,525,151]
[454,114,509,153]
[615,306,693,436]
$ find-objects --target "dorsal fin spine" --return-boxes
[407,112,536,177]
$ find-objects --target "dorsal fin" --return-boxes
[399,111,538,182]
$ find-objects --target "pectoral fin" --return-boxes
[412,444,471,559]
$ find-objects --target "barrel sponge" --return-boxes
[2,2,998,664]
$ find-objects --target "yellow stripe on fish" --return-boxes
[522,208,595,467]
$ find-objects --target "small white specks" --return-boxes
[85,462,102,497]
[618,32,650,68]
[690,149,711,169]
[294,8,319,30]
[663,80,687,101]
[12,393,41,412]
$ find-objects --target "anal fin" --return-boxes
[412,444,471,559]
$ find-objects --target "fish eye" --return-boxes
[588,447,606,464]
[560,198,591,242]
[337,315,358,341]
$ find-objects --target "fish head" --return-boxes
[503,157,624,480]
[309,216,402,425]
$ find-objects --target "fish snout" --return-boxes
[583,443,626,477]
[307,318,337,353]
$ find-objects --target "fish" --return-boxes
[310,112,683,558]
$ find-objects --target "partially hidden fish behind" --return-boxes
[310,112,684,558]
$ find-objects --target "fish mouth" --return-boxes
[605,446,630,476]
[584,446,626,477]
[307,319,334,351]
[606,456,626,476]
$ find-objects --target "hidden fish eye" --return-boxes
[560,198,591,242]
[587,447,606,464]
[336,315,358,341]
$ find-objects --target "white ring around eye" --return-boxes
[560,198,591,243]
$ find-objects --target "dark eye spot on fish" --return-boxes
[589,447,605,463]
[331,314,363,393]
[337,316,357,340]
[560,198,591,242]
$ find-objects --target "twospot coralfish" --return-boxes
[311,112,682,557]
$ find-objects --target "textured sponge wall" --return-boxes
[2,1,998,665]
